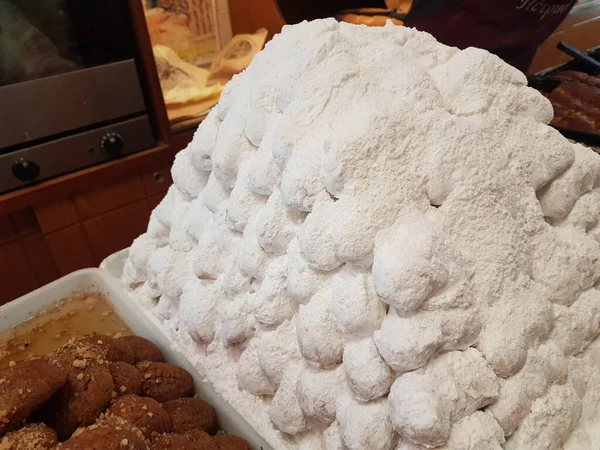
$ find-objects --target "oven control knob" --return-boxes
[12,159,40,182]
[101,132,124,155]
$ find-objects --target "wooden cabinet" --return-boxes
[0,162,176,306]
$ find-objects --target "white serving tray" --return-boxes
[0,268,270,450]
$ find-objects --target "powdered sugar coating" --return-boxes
[122,19,600,449]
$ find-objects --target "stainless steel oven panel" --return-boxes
[0,115,155,194]
[0,60,146,150]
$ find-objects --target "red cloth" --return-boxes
[406,0,577,71]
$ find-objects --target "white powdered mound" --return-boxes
[121,19,600,450]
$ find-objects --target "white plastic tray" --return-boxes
[0,268,270,450]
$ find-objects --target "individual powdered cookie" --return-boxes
[338,397,394,450]
[343,337,394,402]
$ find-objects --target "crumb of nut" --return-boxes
[77,373,84,380]
[147,412,153,417]
[114,333,123,339]
[112,391,118,399]
[121,438,128,446]
[102,312,110,317]
[144,373,151,379]
[72,359,87,369]
[8,361,16,367]
[17,389,23,395]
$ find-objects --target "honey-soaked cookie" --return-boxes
[60,417,147,450]
[119,336,163,363]
[213,435,252,450]
[0,359,66,434]
[105,394,171,438]
[151,431,217,450]
[109,362,142,397]
[50,335,134,369]
[50,365,114,440]
[0,423,58,450]
[163,398,217,434]
[136,362,194,403]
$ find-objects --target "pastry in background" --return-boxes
[153,44,222,105]
[206,28,268,86]
[554,70,600,86]
[145,0,219,67]
[336,9,404,26]
[544,80,600,134]
[336,1,411,27]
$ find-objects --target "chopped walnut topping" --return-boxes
[72,359,86,368]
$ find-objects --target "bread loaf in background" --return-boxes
[336,10,404,27]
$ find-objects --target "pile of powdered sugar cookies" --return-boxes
[121,19,600,450]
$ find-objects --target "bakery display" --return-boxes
[153,44,222,106]
[121,19,600,449]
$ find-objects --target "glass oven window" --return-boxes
[0,0,136,87]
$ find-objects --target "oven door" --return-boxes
[0,0,147,151]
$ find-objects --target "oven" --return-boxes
[0,0,156,194]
